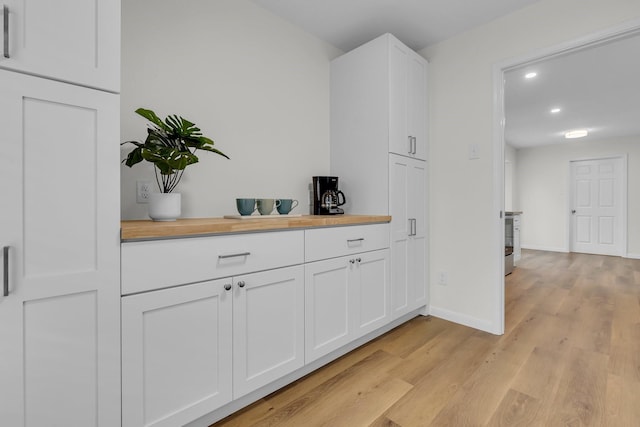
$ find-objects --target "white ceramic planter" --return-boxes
[148,193,181,221]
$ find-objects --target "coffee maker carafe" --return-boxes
[312,176,346,215]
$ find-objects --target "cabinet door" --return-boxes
[0,70,120,426]
[233,265,305,398]
[354,249,391,337]
[408,161,428,309]
[388,38,411,157]
[389,155,411,317]
[121,280,233,427]
[389,154,428,318]
[305,257,354,363]
[407,51,428,161]
[0,0,119,91]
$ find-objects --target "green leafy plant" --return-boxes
[121,108,229,193]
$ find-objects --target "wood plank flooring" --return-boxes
[212,250,640,426]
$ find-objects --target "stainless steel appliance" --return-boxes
[505,215,514,275]
[312,176,346,215]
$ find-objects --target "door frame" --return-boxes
[567,155,628,257]
[492,19,640,335]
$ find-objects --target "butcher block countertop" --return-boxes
[121,215,392,241]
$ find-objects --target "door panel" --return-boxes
[0,70,120,426]
[571,157,623,256]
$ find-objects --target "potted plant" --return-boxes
[122,108,229,221]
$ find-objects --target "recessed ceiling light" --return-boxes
[550,107,561,114]
[525,72,537,79]
[565,129,588,139]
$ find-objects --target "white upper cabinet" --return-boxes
[331,33,428,164]
[0,0,120,91]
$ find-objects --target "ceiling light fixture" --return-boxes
[525,72,537,79]
[565,129,588,139]
[550,107,561,113]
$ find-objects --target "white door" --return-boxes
[570,157,624,256]
[233,266,305,398]
[0,0,119,91]
[0,70,120,426]
[121,280,233,427]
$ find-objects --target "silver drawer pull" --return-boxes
[3,5,9,59]
[347,238,364,244]
[3,246,9,296]
[218,252,251,259]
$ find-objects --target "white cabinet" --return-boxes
[0,0,120,91]
[305,248,390,363]
[330,33,429,318]
[122,280,233,427]
[388,37,428,160]
[233,266,305,398]
[389,155,428,318]
[121,232,305,426]
[0,70,120,426]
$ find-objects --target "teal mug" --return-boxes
[236,198,257,216]
[277,199,299,215]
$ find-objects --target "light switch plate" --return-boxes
[469,144,480,160]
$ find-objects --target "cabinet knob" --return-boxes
[356,257,362,263]
[349,259,355,264]
[237,280,246,288]
[224,283,232,291]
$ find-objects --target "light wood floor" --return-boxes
[213,250,640,426]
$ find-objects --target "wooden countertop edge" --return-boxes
[121,215,392,241]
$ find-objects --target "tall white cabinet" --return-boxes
[331,33,429,319]
[0,2,121,425]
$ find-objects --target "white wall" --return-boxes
[505,144,517,211]
[516,136,640,256]
[120,0,342,219]
[420,0,640,333]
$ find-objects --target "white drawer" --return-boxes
[122,230,304,295]
[304,223,389,262]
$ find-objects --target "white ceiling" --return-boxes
[505,32,640,149]
[251,0,540,52]
[250,1,640,150]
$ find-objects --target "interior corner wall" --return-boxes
[505,144,517,211]
[516,136,640,256]
[420,0,640,333]
[120,0,342,219]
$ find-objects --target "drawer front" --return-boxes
[122,230,304,295]
[304,223,389,262]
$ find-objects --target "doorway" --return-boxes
[494,20,640,335]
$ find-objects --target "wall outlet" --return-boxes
[438,271,449,286]
[136,180,151,203]
[468,143,480,160]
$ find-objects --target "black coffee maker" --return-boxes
[312,176,346,215]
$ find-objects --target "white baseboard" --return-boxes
[521,244,568,253]
[429,305,498,335]
[626,253,640,259]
